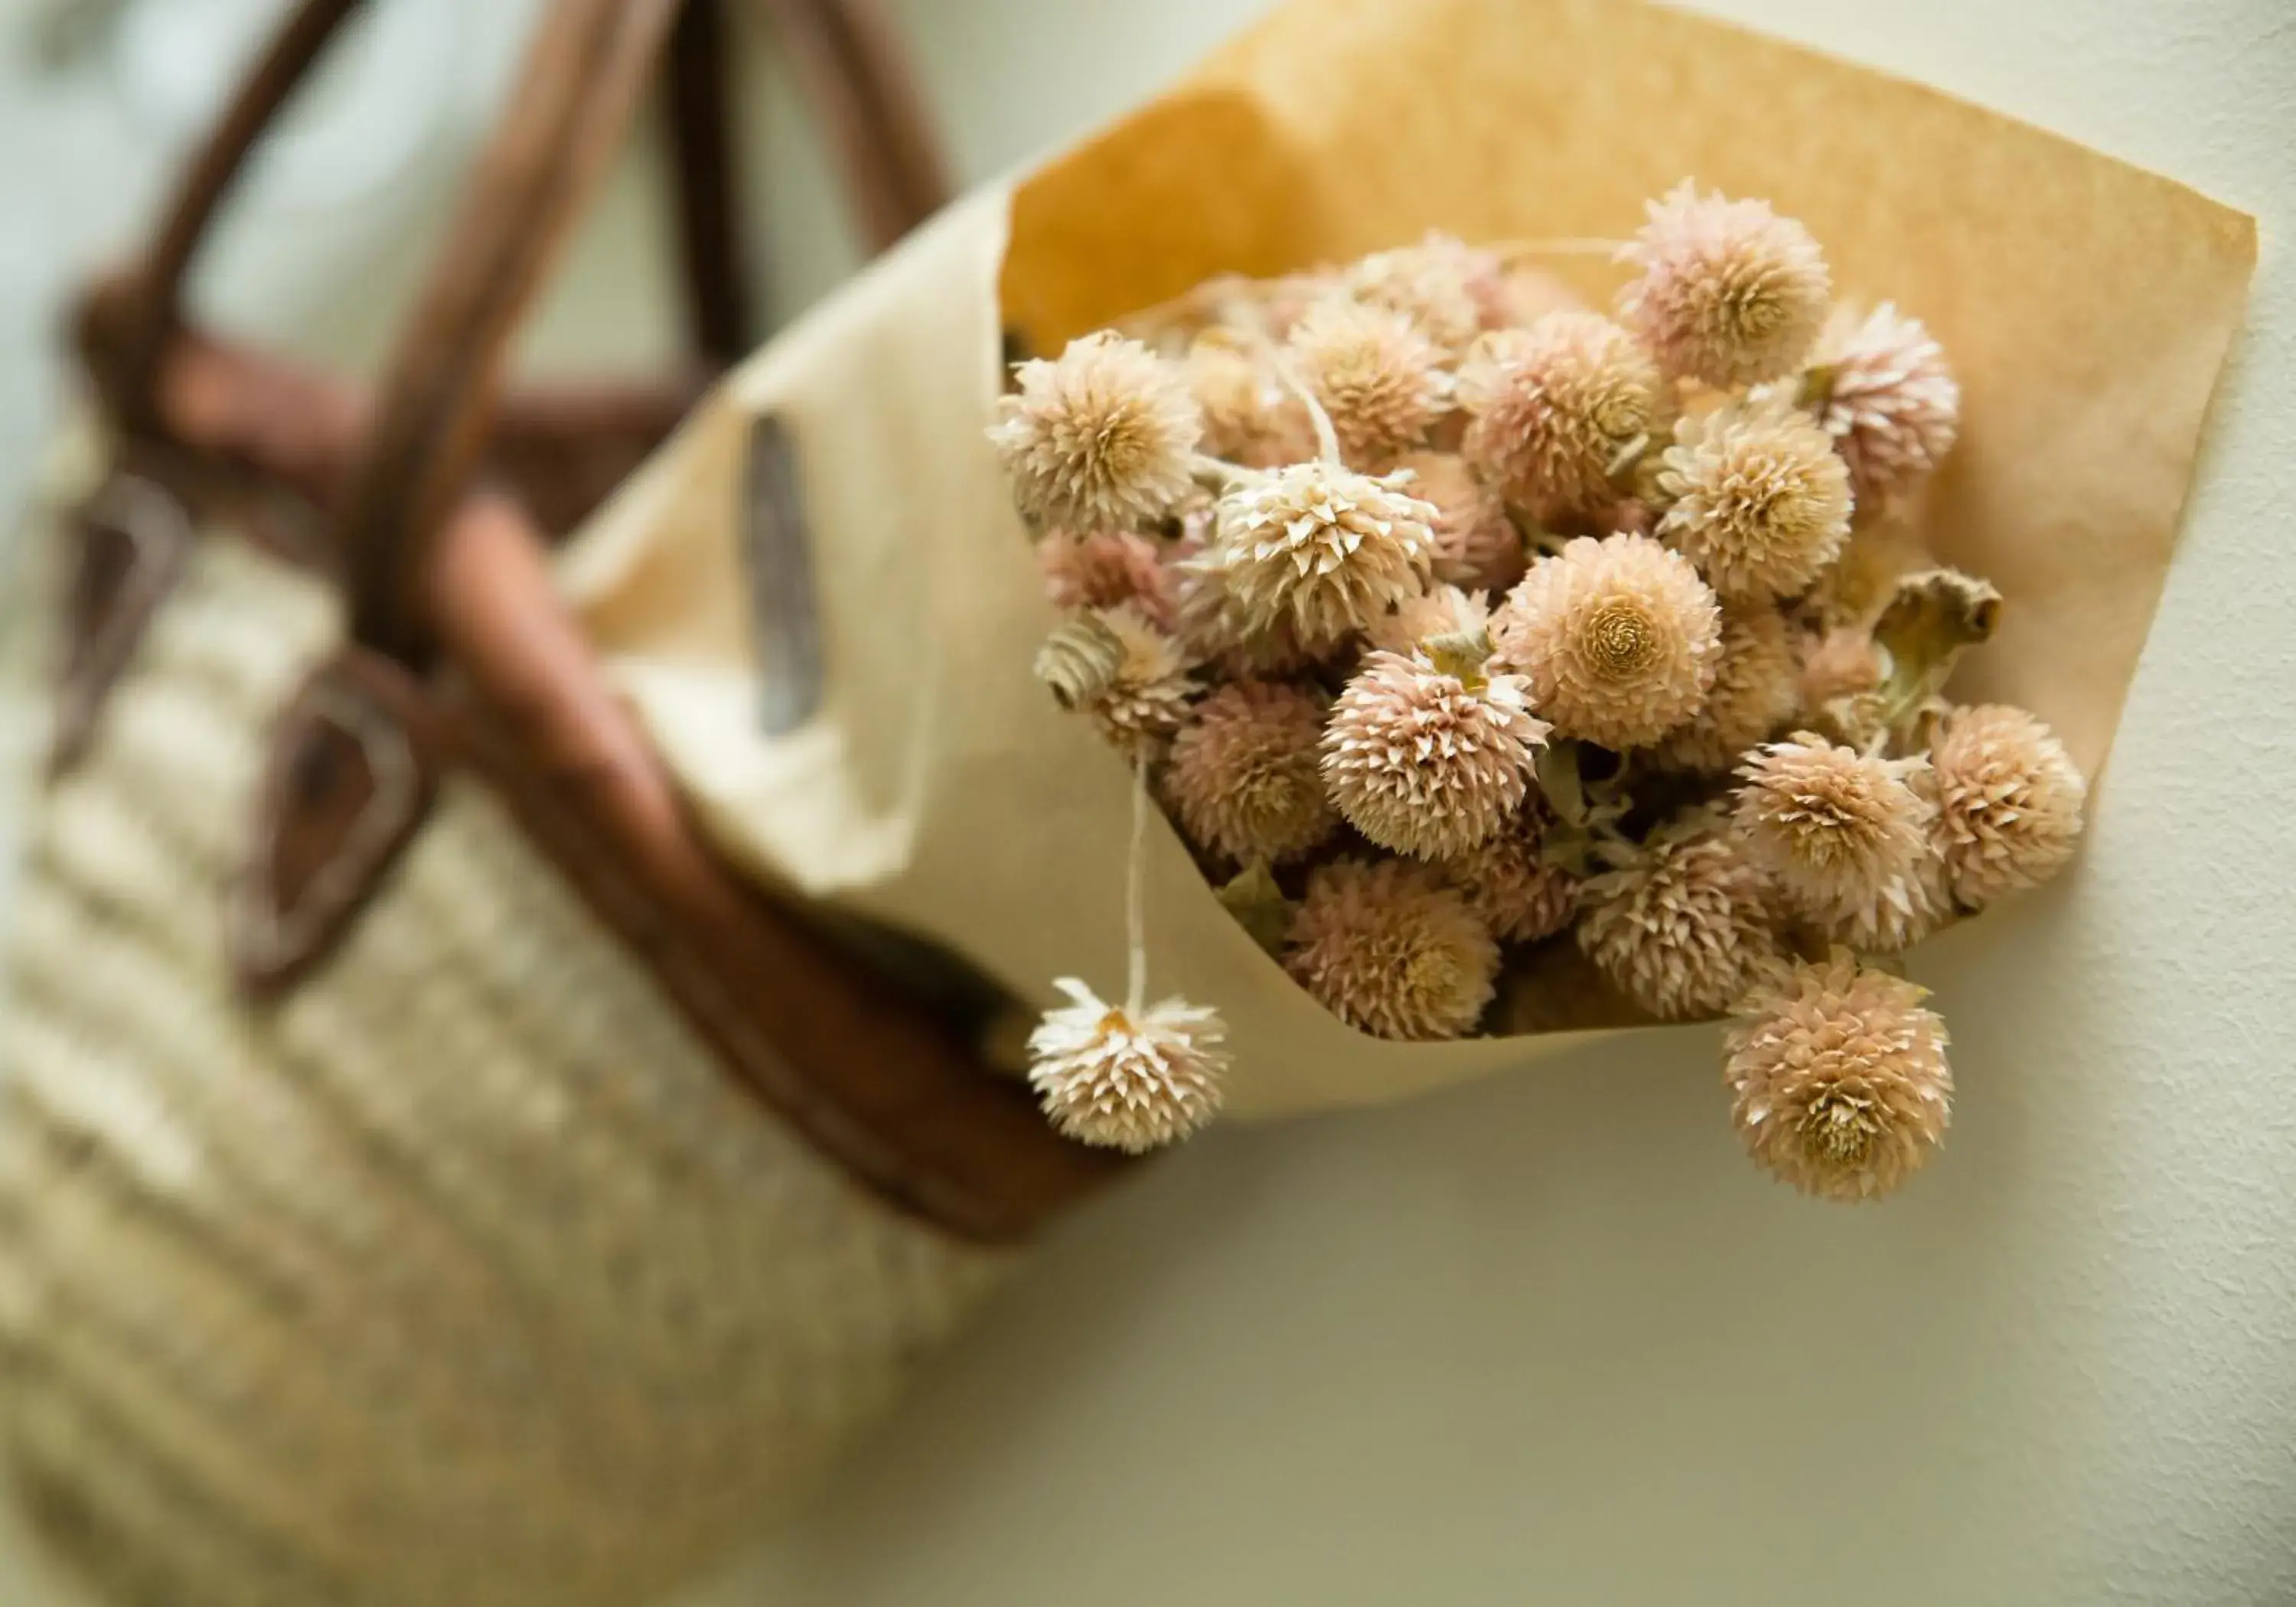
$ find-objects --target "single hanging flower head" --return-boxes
[1284,859,1500,1040]
[1929,703,2086,906]
[1321,643,1551,860]
[1166,680,1339,864]
[1577,829,1782,1021]
[1344,230,1508,357]
[1396,450,1525,592]
[1459,312,1662,516]
[1655,601,1802,772]
[1288,296,1450,468]
[1724,950,1952,1201]
[1029,979,1228,1152]
[1616,182,1831,387]
[1081,602,1199,754]
[1186,333,1317,468]
[1733,735,1932,918]
[1655,393,1853,601]
[1492,533,1723,750]
[1811,302,1960,514]
[990,331,1203,530]
[1443,800,1579,942]
[1212,459,1437,648]
[1035,529,1177,628]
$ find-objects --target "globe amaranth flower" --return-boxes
[1284,858,1500,1041]
[1929,703,2086,906]
[1166,680,1337,865]
[1655,601,1802,773]
[1733,735,1931,918]
[1321,650,1551,861]
[1084,601,1199,754]
[990,331,1203,530]
[1459,312,1661,517]
[1724,950,1952,1201]
[1035,529,1176,628]
[1656,393,1852,602]
[1577,830,1782,1022]
[1492,533,1722,751]
[1345,231,1507,357]
[1396,449,1524,593]
[1289,296,1450,468]
[1443,802,1579,942]
[1813,302,1960,514]
[1029,978,1228,1152]
[1368,582,1489,659]
[1212,459,1437,648]
[1186,334,1317,469]
[1616,182,1831,387]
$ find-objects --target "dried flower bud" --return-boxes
[1812,303,1960,513]
[1397,450,1524,592]
[990,331,1203,530]
[1724,950,1952,1201]
[1930,704,2086,906]
[1655,602,1802,772]
[1345,232,1506,357]
[1616,182,1831,386]
[1212,460,1437,648]
[1034,614,1124,710]
[1443,804,1579,942]
[1084,602,1199,754]
[1029,978,1228,1152]
[1459,313,1661,518]
[1289,297,1450,468]
[1819,850,1955,954]
[1322,650,1551,860]
[1284,859,1500,1041]
[1492,533,1722,750]
[1577,830,1782,1021]
[1167,680,1338,865]
[1656,393,1852,602]
[1035,530,1176,628]
[1186,334,1316,468]
[1733,735,1931,917]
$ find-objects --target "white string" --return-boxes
[1125,748,1150,1016]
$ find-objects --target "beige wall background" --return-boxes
[1,0,2289,1603]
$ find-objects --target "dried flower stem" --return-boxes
[1127,748,1150,1015]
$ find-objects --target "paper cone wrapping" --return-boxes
[563,0,2252,1121]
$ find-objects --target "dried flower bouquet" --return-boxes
[993,185,2088,1202]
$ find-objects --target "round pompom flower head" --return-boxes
[1656,393,1853,602]
[1028,978,1228,1152]
[1396,449,1525,592]
[1724,950,1952,1201]
[1083,602,1199,755]
[990,331,1203,530]
[1733,735,1931,918]
[1035,529,1176,627]
[1616,182,1831,387]
[1167,680,1338,864]
[1322,646,1551,861]
[1929,703,2086,906]
[1212,459,1437,648]
[1289,296,1450,468]
[1284,859,1500,1040]
[1577,830,1782,1021]
[1812,302,1961,514]
[1444,802,1579,942]
[1492,533,1722,751]
[1458,312,1662,517]
[1656,601,1801,773]
[1345,231,1506,357]
[1186,333,1317,468]
[1820,849,1956,954]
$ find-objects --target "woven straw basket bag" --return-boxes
[0,2,1122,1604]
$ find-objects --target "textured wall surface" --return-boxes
[1,1,2288,1604]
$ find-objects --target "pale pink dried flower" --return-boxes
[1492,533,1722,750]
[1819,849,1955,953]
[1345,232,1505,357]
[1170,544,1321,676]
[990,331,1203,530]
[1284,859,1500,1041]
[1734,735,1932,917]
[1724,950,1952,1201]
[1577,831,1781,1021]
[1212,460,1437,648]
[1656,602,1802,772]
[1029,978,1228,1152]
[1368,583,1489,658]
[1458,313,1662,516]
[1085,602,1199,754]
[1617,183,1830,387]
[1814,303,1960,513]
[1166,680,1337,864]
[1930,704,2086,906]
[1186,334,1318,468]
[1397,449,1525,592]
[1290,297,1450,468]
[1322,650,1551,860]
[1799,625,1885,706]
[1444,804,1579,942]
[1657,393,1852,602]
[1035,530,1176,628]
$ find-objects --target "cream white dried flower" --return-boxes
[1345,232,1505,357]
[1167,680,1337,864]
[1212,460,1437,648]
[1186,334,1317,468]
[1616,183,1831,387]
[1289,296,1450,468]
[1657,393,1852,602]
[1035,530,1176,628]
[1577,830,1781,1021]
[990,331,1203,530]
[1733,735,1931,917]
[1492,533,1722,750]
[1322,649,1551,860]
[1085,602,1199,754]
[1724,950,1952,1201]
[1284,858,1500,1041]
[1813,303,1960,513]
[1397,450,1525,592]
[1368,582,1490,658]
[1444,804,1578,942]
[1930,704,2086,906]
[1028,978,1228,1152]
[1458,313,1661,516]
[1656,602,1802,772]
